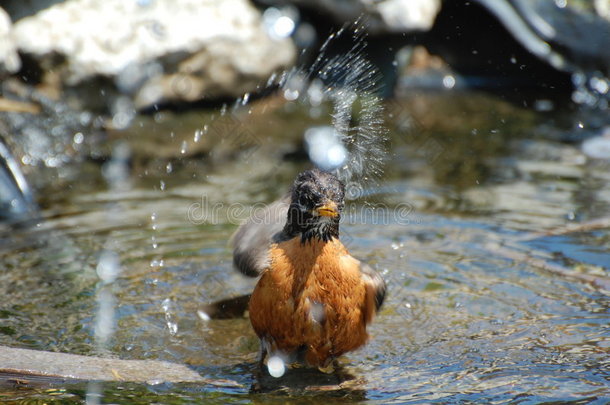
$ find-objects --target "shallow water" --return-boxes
[1,90,609,403]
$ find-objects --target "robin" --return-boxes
[232,169,386,376]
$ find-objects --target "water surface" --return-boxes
[1,91,609,403]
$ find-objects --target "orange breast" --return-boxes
[248,237,370,367]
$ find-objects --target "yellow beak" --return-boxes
[315,201,339,218]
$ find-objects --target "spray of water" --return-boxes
[280,18,388,192]
[87,247,121,405]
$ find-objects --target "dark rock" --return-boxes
[473,0,610,74]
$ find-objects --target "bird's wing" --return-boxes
[359,262,387,324]
[230,193,290,277]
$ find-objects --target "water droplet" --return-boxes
[309,301,325,324]
[442,75,456,89]
[266,72,278,87]
[197,310,211,322]
[79,111,92,126]
[111,96,136,130]
[94,288,116,347]
[267,355,286,378]
[162,298,178,336]
[572,72,586,86]
[534,99,554,112]
[590,76,609,95]
[73,132,84,144]
[150,259,165,268]
[554,0,567,8]
[96,250,121,283]
[160,180,166,191]
[180,141,188,154]
[263,7,296,39]
[283,88,299,101]
[45,156,60,168]
[304,126,347,170]
[166,162,173,174]
[194,129,202,142]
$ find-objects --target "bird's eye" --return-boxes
[298,193,309,207]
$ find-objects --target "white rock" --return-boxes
[12,0,296,106]
[0,7,20,74]
[375,0,441,32]
[275,0,441,33]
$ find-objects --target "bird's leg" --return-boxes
[251,343,267,393]
[257,343,267,370]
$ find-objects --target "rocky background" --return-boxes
[2,0,607,111]
[1,0,609,221]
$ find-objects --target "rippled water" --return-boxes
[1,91,609,403]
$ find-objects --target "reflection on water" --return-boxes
[0,91,609,403]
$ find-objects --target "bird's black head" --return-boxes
[284,169,345,243]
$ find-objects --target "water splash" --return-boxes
[162,298,178,336]
[96,250,121,284]
[195,18,386,188]
[101,142,132,191]
[86,381,103,405]
[150,212,163,263]
[304,126,348,170]
[281,18,388,189]
[94,287,117,349]
[267,354,286,378]
[87,247,121,402]
[111,96,136,130]
[93,248,121,353]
